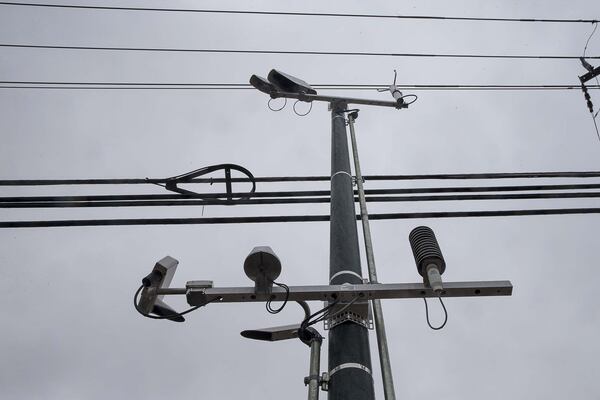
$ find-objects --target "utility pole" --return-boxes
[328,101,375,400]
[131,69,514,400]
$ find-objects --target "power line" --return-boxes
[2,171,600,186]
[1,43,597,60]
[4,191,600,208]
[1,81,599,91]
[3,208,600,228]
[4,183,600,203]
[0,2,597,24]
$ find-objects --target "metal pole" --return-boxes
[307,338,322,400]
[348,113,397,400]
[328,101,375,400]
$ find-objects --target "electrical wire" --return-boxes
[311,297,360,326]
[581,22,600,143]
[299,297,360,330]
[293,100,312,116]
[6,207,600,228]
[3,170,600,186]
[0,2,596,24]
[6,182,600,203]
[300,300,339,330]
[400,94,418,105]
[1,83,600,91]
[265,282,290,314]
[0,81,600,90]
[423,296,448,330]
[584,22,599,58]
[7,191,600,208]
[133,285,222,320]
[1,43,597,60]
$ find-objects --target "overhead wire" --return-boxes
[5,208,600,228]
[1,43,597,60]
[581,22,600,142]
[3,170,600,186]
[2,83,600,91]
[0,2,597,24]
[5,191,600,208]
[5,182,600,203]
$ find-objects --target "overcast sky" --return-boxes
[2,1,600,399]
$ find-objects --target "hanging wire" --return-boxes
[299,297,360,330]
[265,281,290,314]
[133,285,222,320]
[293,100,312,116]
[581,22,600,143]
[423,296,448,330]
[584,22,599,58]
[400,94,418,105]
[268,97,287,111]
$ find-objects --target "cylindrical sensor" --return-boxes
[244,246,282,295]
[408,226,446,278]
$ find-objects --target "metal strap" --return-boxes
[329,270,363,283]
[329,363,372,378]
[332,115,346,121]
[331,171,353,180]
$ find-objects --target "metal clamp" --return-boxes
[304,373,330,392]
[329,270,363,284]
[329,363,373,379]
[331,171,353,181]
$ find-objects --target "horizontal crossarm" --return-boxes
[177,281,513,306]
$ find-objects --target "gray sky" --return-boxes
[1,1,600,399]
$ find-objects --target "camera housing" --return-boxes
[138,256,184,322]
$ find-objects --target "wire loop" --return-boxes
[133,285,221,321]
[293,100,312,116]
[268,97,287,111]
[423,295,448,330]
[401,94,418,105]
[266,281,290,314]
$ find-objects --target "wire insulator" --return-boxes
[582,84,595,113]
[409,226,446,277]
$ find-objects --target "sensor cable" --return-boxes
[423,295,448,330]
[133,284,221,320]
[265,281,290,314]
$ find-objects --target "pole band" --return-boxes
[331,171,353,180]
[329,270,363,283]
[329,363,372,378]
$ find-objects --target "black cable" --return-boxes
[582,22,600,142]
[265,282,289,314]
[423,296,448,330]
[0,2,596,24]
[4,170,600,186]
[400,94,418,105]
[6,182,600,204]
[6,191,600,208]
[133,285,221,320]
[310,297,360,326]
[293,100,312,116]
[300,299,341,330]
[1,83,600,91]
[584,22,599,58]
[1,43,597,60]
[6,207,600,228]
[267,97,286,111]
